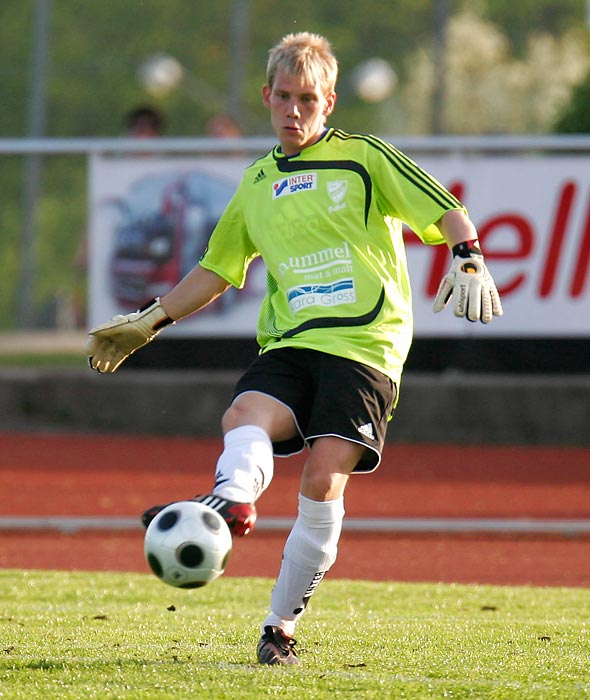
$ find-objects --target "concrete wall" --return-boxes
[1,369,588,446]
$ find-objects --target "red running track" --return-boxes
[1,432,589,587]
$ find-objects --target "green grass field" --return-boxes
[0,352,86,368]
[1,570,588,699]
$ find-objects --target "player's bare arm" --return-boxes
[160,264,230,321]
[85,265,229,373]
[437,208,479,248]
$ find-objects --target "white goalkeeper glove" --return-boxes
[433,241,503,324]
[85,298,175,373]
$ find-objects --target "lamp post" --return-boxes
[137,53,183,97]
[227,0,249,125]
[138,53,225,112]
[352,58,397,103]
[18,0,52,328]
[432,0,451,134]
[139,1,249,127]
[352,58,398,134]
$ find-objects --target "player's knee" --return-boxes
[222,393,296,442]
[221,403,242,433]
[221,399,263,432]
[300,470,346,501]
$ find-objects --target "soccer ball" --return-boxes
[144,501,232,588]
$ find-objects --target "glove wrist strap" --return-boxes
[139,297,175,331]
[452,239,483,258]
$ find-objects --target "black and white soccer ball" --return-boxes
[144,501,232,588]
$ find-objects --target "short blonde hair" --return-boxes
[266,32,338,95]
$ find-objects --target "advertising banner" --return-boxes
[88,155,264,335]
[88,153,589,338]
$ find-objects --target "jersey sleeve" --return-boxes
[369,138,465,245]
[199,180,259,288]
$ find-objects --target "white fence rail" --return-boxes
[1,515,589,536]
[2,134,590,155]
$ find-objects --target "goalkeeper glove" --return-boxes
[433,241,503,324]
[85,297,174,373]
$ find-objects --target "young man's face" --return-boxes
[262,70,336,156]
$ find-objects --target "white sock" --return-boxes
[262,493,345,635]
[212,425,274,503]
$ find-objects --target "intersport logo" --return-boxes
[273,173,317,199]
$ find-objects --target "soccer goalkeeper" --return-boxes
[86,31,502,666]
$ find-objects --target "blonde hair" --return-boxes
[266,32,338,95]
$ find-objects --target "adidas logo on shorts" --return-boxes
[357,422,375,440]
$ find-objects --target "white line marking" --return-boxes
[0,516,589,535]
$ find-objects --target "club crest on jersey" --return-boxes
[273,172,317,199]
[327,180,348,212]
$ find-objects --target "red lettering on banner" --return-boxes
[448,182,465,202]
[403,181,463,295]
[403,229,449,296]
[403,178,588,300]
[570,192,590,297]
[539,182,576,297]
[425,246,450,295]
[478,215,534,296]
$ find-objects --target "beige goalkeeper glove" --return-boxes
[85,298,175,373]
[433,241,503,324]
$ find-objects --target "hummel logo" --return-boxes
[357,422,375,440]
[253,168,266,184]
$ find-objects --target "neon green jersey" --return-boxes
[200,127,464,385]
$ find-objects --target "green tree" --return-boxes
[400,10,589,134]
[481,0,586,53]
[554,72,590,133]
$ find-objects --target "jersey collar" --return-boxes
[273,127,333,160]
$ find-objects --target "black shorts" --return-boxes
[233,347,397,473]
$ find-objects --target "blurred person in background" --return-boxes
[205,113,243,138]
[123,105,165,138]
